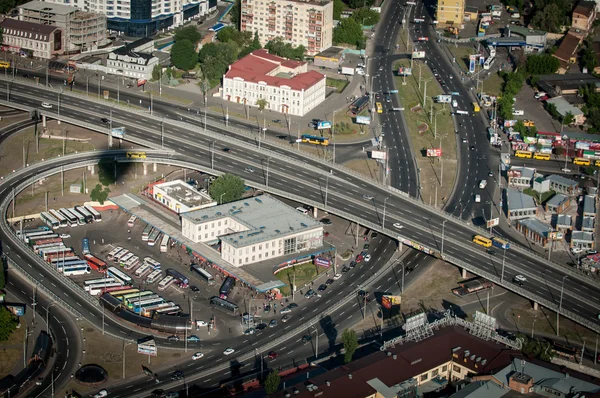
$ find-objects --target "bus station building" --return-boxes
[152,180,216,214]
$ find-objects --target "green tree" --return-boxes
[209,174,245,204]
[152,64,161,81]
[264,370,281,395]
[532,3,568,33]
[352,7,380,26]
[562,111,574,126]
[98,159,117,186]
[174,25,202,45]
[265,38,305,60]
[218,27,252,48]
[581,39,597,72]
[333,17,365,49]
[171,39,198,71]
[229,0,241,29]
[342,328,359,364]
[90,184,110,205]
[519,334,554,361]
[256,98,269,112]
[0,306,18,341]
[525,54,560,75]
[546,102,560,120]
[0,257,5,290]
[333,0,345,19]
[346,0,374,8]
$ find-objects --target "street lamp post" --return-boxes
[265,157,271,188]
[557,276,568,336]
[122,341,133,379]
[531,318,537,338]
[210,141,215,169]
[324,174,330,210]
[400,261,405,293]
[45,302,57,334]
[441,220,448,258]
[501,247,506,282]
[382,197,389,230]
[312,325,319,359]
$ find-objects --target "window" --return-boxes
[420,374,428,382]
[432,369,439,377]
[442,365,448,372]
[453,365,461,373]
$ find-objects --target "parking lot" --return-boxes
[514,83,561,133]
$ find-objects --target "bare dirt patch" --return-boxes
[343,158,382,182]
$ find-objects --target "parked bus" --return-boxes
[100,285,131,294]
[134,263,152,278]
[533,153,550,161]
[24,231,58,243]
[125,293,158,308]
[573,157,590,166]
[166,268,189,286]
[127,215,137,228]
[50,257,80,268]
[70,207,85,225]
[40,212,60,230]
[109,289,139,298]
[49,209,68,228]
[127,295,161,309]
[140,301,176,316]
[123,256,140,271]
[84,205,102,222]
[84,277,116,287]
[301,134,329,146]
[133,299,167,314]
[84,281,123,293]
[492,238,510,250]
[84,254,107,273]
[144,257,161,270]
[30,237,62,247]
[88,284,128,296]
[119,252,134,266]
[107,267,133,285]
[158,276,175,291]
[82,238,90,255]
[74,206,94,223]
[142,225,153,241]
[160,234,169,253]
[147,230,161,246]
[113,249,130,263]
[63,265,91,276]
[219,277,235,300]
[210,296,240,315]
[59,208,78,227]
[17,227,50,239]
[45,251,75,263]
[107,247,123,261]
[190,264,215,285]
[375,102,383,114]
[472,235,493,248]
[514,150,533,159]
[33,243,65,254]
[55,259,88,271]
[155,304,181,315]
[121,291,153,302]
[145,269,162,284]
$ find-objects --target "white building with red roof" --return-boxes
[221,49,326,116]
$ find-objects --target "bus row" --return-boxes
[141,224,170,250]
[40,205,101,230]
[515,151,600,166]
[472,235,511,250]
[107,287,179,316]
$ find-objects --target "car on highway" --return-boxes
[364,254,372,262]
[304,289,316,298]
[244,166,254,173]
[280,307,292,314]
[393,223,403,229]
[287,302,298,309]
[41,102,52,109]
[349,260,356,268]
[223,348,235,355]
[100,117,109,124]
[513,275,526,286]
[166,392,179,398]
[488,171,494,177]
[462,138,467,143]
[268,351,278,359]
[475,194,481,203]
[190,285,200,292]
[302,335,312,344]
[385,95,391,102]
[256,323,267,330]
[59,233,71,239]
[362,194,373,200]
[272,119,282,123]
[187,335,200,342]
[167,335,179,342]
[318,284,328,292]
[325,278,334,285]
[470,145,475,151]
[405,266,414,275]
[170,371,183,381]
[487,249,496,255]
[363,244,370,250]
[276,135,288,140]
[282,314,291,323]
[269,319,278,328]
[93,390,108,398]
[244,328,255,335]
[371,232,378,238]
[151,389,164,397]
[192,352,204,360]
[341,266,350,273]
[333,273,342,280]
[223,147,232,153]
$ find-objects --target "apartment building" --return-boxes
[221,49,326,116]
[19,1,107,52]
[240,0,333,56]
[0,18,62,59]
[436,0,465,27]
[572,1,596,31]
[41,0,217,37]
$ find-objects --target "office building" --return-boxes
[19,1,107,52]
[221,49,326,116]
[181,195,323,267]
[106,37,160,81]
[240,0,333,56]
[152,180,216,214]
[436,0,466,27]
[0,19,62,59]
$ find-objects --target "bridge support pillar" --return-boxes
[89,165,95,175]
[108,135,113,148]
[153,163,157,172]
[42,115,47,128]
[532,301,539,311]
[313,207,318,218]
[461,268,467,279]
[143,163,148,176]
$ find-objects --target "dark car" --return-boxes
[100,117,109,124]
[268,350,278,359]
[371,232,378,238]
[22,73,30,78]
[287,302,298,309]
[152,389,165,397]
[304,289,316,298]
[470,146,475,151]
[170,371,183,381]
[256,323,267,330]
[272,119,282,123]
[264,304,271,313]
[276,135,288,140]
[325,278,334,285]
[405,266,414,275]
[363,243,370,250]
[302,335,312,344]
[320,218,332,225]
[190,285,200,292]
[487,249,496,255]
[349,261,356,268]
[358,290,368,298]
[318,284,327,292]
[223,147,232,153]
[341,266,350,273]
[167,335,180,342]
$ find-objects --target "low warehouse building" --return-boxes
[313,46,345,69]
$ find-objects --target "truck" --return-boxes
[340,67,355,76]
[435,95,452,103]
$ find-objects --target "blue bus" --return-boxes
[219,276,235,300]
[492,238,510,250]
[82,238,90,255]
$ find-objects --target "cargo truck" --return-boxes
[340,67,355,75]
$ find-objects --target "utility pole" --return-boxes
[210,141,215,169]
[332,112,336,163]
[441,220,447,257]
[382,197,389,229]
[161,118,164,149]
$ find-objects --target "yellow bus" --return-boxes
[573,157,590,166]
[514,150,532,159]
[472,102,480,112]
[375,102,383,114]
[0,61,10,69]
[126,152,147,159]
[533,153,550,160]
[472,235,492,248]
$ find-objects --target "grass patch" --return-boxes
[326,77,350,93]
[483,72,504,97]
[0,325,26,379]
[343,158,382,182]
[447,46,476,73]
[275,262,327,296]
[523,188,555,204]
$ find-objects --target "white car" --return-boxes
[223,348,235,356]
[512,109,524,116]
[195,320,208,327]
[333,273,342,280]
[393,223,403,229]
[59,234,71,239]
[41,102,52,109]
[571,247,583,254]
[356,69,365,76]
[93,390,108,398]
[364,254,372,262]
[475,194,481,203]
[192,352,204,360]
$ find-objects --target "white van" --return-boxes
[452,99,458,108]
[474,194,481,203]
[479,180,487,189]
[296,206,309,215]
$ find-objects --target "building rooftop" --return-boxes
[112,37,154,58]
[552,33,581,62]
[225,49,325,91]
[507,25,547,37]
[19,1,77,15]
[181,195,322,248]
[449,380,508,398]
[573,1,595,18]
[572,230,594,241]
[545,96,584,116]
[583,194,596,214]
[538,72,600,93]
[582,216,595,229]
[315,46,345,59]
[556,214,572,226]
[506,188,537,211]
[546,174,579,188]
[546,193,568,207]
[517,218,552,237]
[272,326,519,398]
[154,180,213,210]
[509,166,535,180]
[0,18,59,38]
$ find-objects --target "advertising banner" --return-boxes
[317,120,332,130]
[426,148,442,157]
[469,55,477,73]
[356,116,371,125]
[371,150,386,160]
[137,79,147,87]
[537,138,553,146]
[412,51,426,59]
[137,338,157,356]
[69,184,82,194]
[486,218,500,228]
[313,257,331,268]
[576,141,591,150]
[111,127,126,138]
[6,304,25,316]
[398,67,412,76]
[523,137,537,144]
[382,295,402,309]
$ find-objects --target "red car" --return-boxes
[268,351,278,359]
[356,255,363,263]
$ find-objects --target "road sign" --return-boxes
[412,51,426,59]
[138,338,157,356]
[356,116,371,125]
[371,150,387,160]
[317,120,332,130]
[398,67,412,76]
[111,127,126,138]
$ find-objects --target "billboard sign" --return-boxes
[137,338,157,356]
[412,51,426,59]
[398,67,412,76]
[435,95,452,103]
[313,257,331,268]
[317,120,332,130]
[371,150,387,160]
[381,295,402,309]
[356,116,371,125]
[469,55,477,73]
[137,79,147,87]
[6,304,26,316]
[111,127,126,138]
[426,148,442,157]
[486,218,500,228]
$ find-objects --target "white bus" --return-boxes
[24,231,58,243]
[141,301,176,314]
[119,252,134,265]
[191,264,215,285]
[69,207,85,225]
[146,269,163,284]
[113,249,130,263]
[128,295,161,307]
[40,212,60,230]
[127,215,137,228]
[63,265,91,276]
[123,256,140,271]
[134,263,152,278]
[157,276,175,291]
[84,281,123,293]
[107,246,123,261]
[84,205,102,222]
[59,208,78,227]
[142,225,153,241]
[84,277,116,286]
[74,206,94,223]
[147,230,160,246]
[456,110,469,115]
[41,247,73,261]
[159,235,169,253]
[49,209,68,228]
[107,266,133,285]
[144,257,161,270]
[33,243,65,253]
[55,260,88,271]
[133,298,166,314]
[155,304,180,315]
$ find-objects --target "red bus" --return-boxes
[101,285,131,294]
[30,237,63,247]
[44,251,74,262]
[84,254,107,273]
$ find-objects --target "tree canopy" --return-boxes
[0,306,18,341]
[90,184,110,205]
[530,0,573,33]
[342,328,359,364]
[208,174,245,204]
[333,0,345,19]
[345,0,375,8]
[333,16,366,49]
[265,38,306,60]
[264,371,281,395]
[497,71,525,120]
[229,0,241,29]
[98,159,117,186]
[174,25,202,45]
[581,38,597,72]
[171,39,198,71]
[352,7,380,26]
[525,54,560,75]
